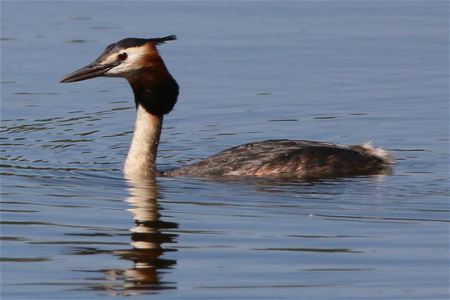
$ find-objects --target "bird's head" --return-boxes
[61,35,177,82]
[61,35,179,116]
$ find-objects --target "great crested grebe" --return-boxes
[61,35,393,179]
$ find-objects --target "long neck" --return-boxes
[124,104,163,178]
[123,46,178,178]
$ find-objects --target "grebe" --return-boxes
[61,35,393,179]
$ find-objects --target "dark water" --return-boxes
[1,1,449,299]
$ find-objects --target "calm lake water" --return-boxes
[1,1,449,299]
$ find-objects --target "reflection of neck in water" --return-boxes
[105,174,177,295]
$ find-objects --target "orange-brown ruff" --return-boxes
[61,36,393,180]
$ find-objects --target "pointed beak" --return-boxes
[60,61,118,83]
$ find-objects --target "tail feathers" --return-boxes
[353,142,394,164]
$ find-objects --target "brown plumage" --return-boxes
[167,140,392,179]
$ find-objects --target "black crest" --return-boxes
[97,35,177,63]
[114,35,177,50]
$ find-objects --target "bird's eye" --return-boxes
[118,53,128,61]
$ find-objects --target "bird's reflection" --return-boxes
[114,175,178,293]
[74,174,178,296]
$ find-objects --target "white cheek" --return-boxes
[104,64,129,76]
[105,52,143,77]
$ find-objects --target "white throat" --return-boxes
[124,104,163,178]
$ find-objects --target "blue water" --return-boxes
[1,1,449,299]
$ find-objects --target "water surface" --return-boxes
[1,1,449,299]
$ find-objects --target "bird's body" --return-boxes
[167,140,391,179]
[61,35,393,180]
